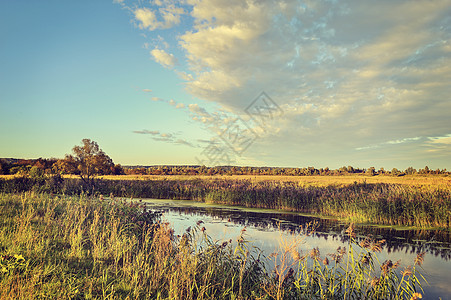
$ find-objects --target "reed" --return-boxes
[0,192,428,299]
[1,176,450,228]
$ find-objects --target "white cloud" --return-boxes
[176,103,185,109]
[124,0,451,168]
[188,103,210,117]
[134,128,197,148]
[132,2,185,31]
[159,4,184,28]
[175,139,194,147]
[176,71,193,81]
[356,137,423,151]
[133,130,160,135]
[150,48,177,67]
[134,8,159,30]
[428,135,451,145]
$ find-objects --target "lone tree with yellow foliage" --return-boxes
[55,139,114,184]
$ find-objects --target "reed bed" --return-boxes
[0,192,427,299]
[1,176,450,228]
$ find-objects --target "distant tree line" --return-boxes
[0,139,448,178]
[1,159,448,178]
[123,165,449,176]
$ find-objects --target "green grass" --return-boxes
[0,192,428,299]
[4,176,451,229]
[1,176,450,228]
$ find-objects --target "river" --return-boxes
[143,199,451,299]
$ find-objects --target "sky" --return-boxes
[1,0,450,170]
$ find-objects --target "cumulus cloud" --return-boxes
[176,71,193,81]
[160,4,185,27]
[124,0,451,167]
[188,103,209,117]
[132,2,185,31]
[187,103,228,131]
[134,8,159,30]
[150,48,177,67]
[185,0,450,166]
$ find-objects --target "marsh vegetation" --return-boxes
[0,192,428,299]
[1,176,450,229]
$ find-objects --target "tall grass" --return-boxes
[0,192,265,299]
[1,176,450,228]
[0,192,158,299]
[262,223,427,300]
[0,192,428,299]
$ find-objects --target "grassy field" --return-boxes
[93,174,451,187]
[0,192,427,299]
[1,175,450,229]
[2,174,451,187]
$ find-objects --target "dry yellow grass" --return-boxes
[93,174,451,187]
[1,173,449,187]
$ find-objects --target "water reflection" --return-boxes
[143,199,451,298]
[144,200,451,261]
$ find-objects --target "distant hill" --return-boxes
[0,158,21,164]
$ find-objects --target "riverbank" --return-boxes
[96,174,451,187]
[0,192,427,299]
[1,176,450,229]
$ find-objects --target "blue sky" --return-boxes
[1,0,450,170]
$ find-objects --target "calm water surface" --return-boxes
[143,199,451,299]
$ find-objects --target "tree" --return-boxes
[405,167,416,175]
[419,166,430,175]
[111,164,125,175]
[66,139,114,183]
[391,168,401,176]
[53,156,77,175]
[339,166,348,174]
[29,166,45,180]
[366,167,376,176]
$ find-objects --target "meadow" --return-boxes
[0,192,427,299]
[96,174,451,187]
[1,175,450,228]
